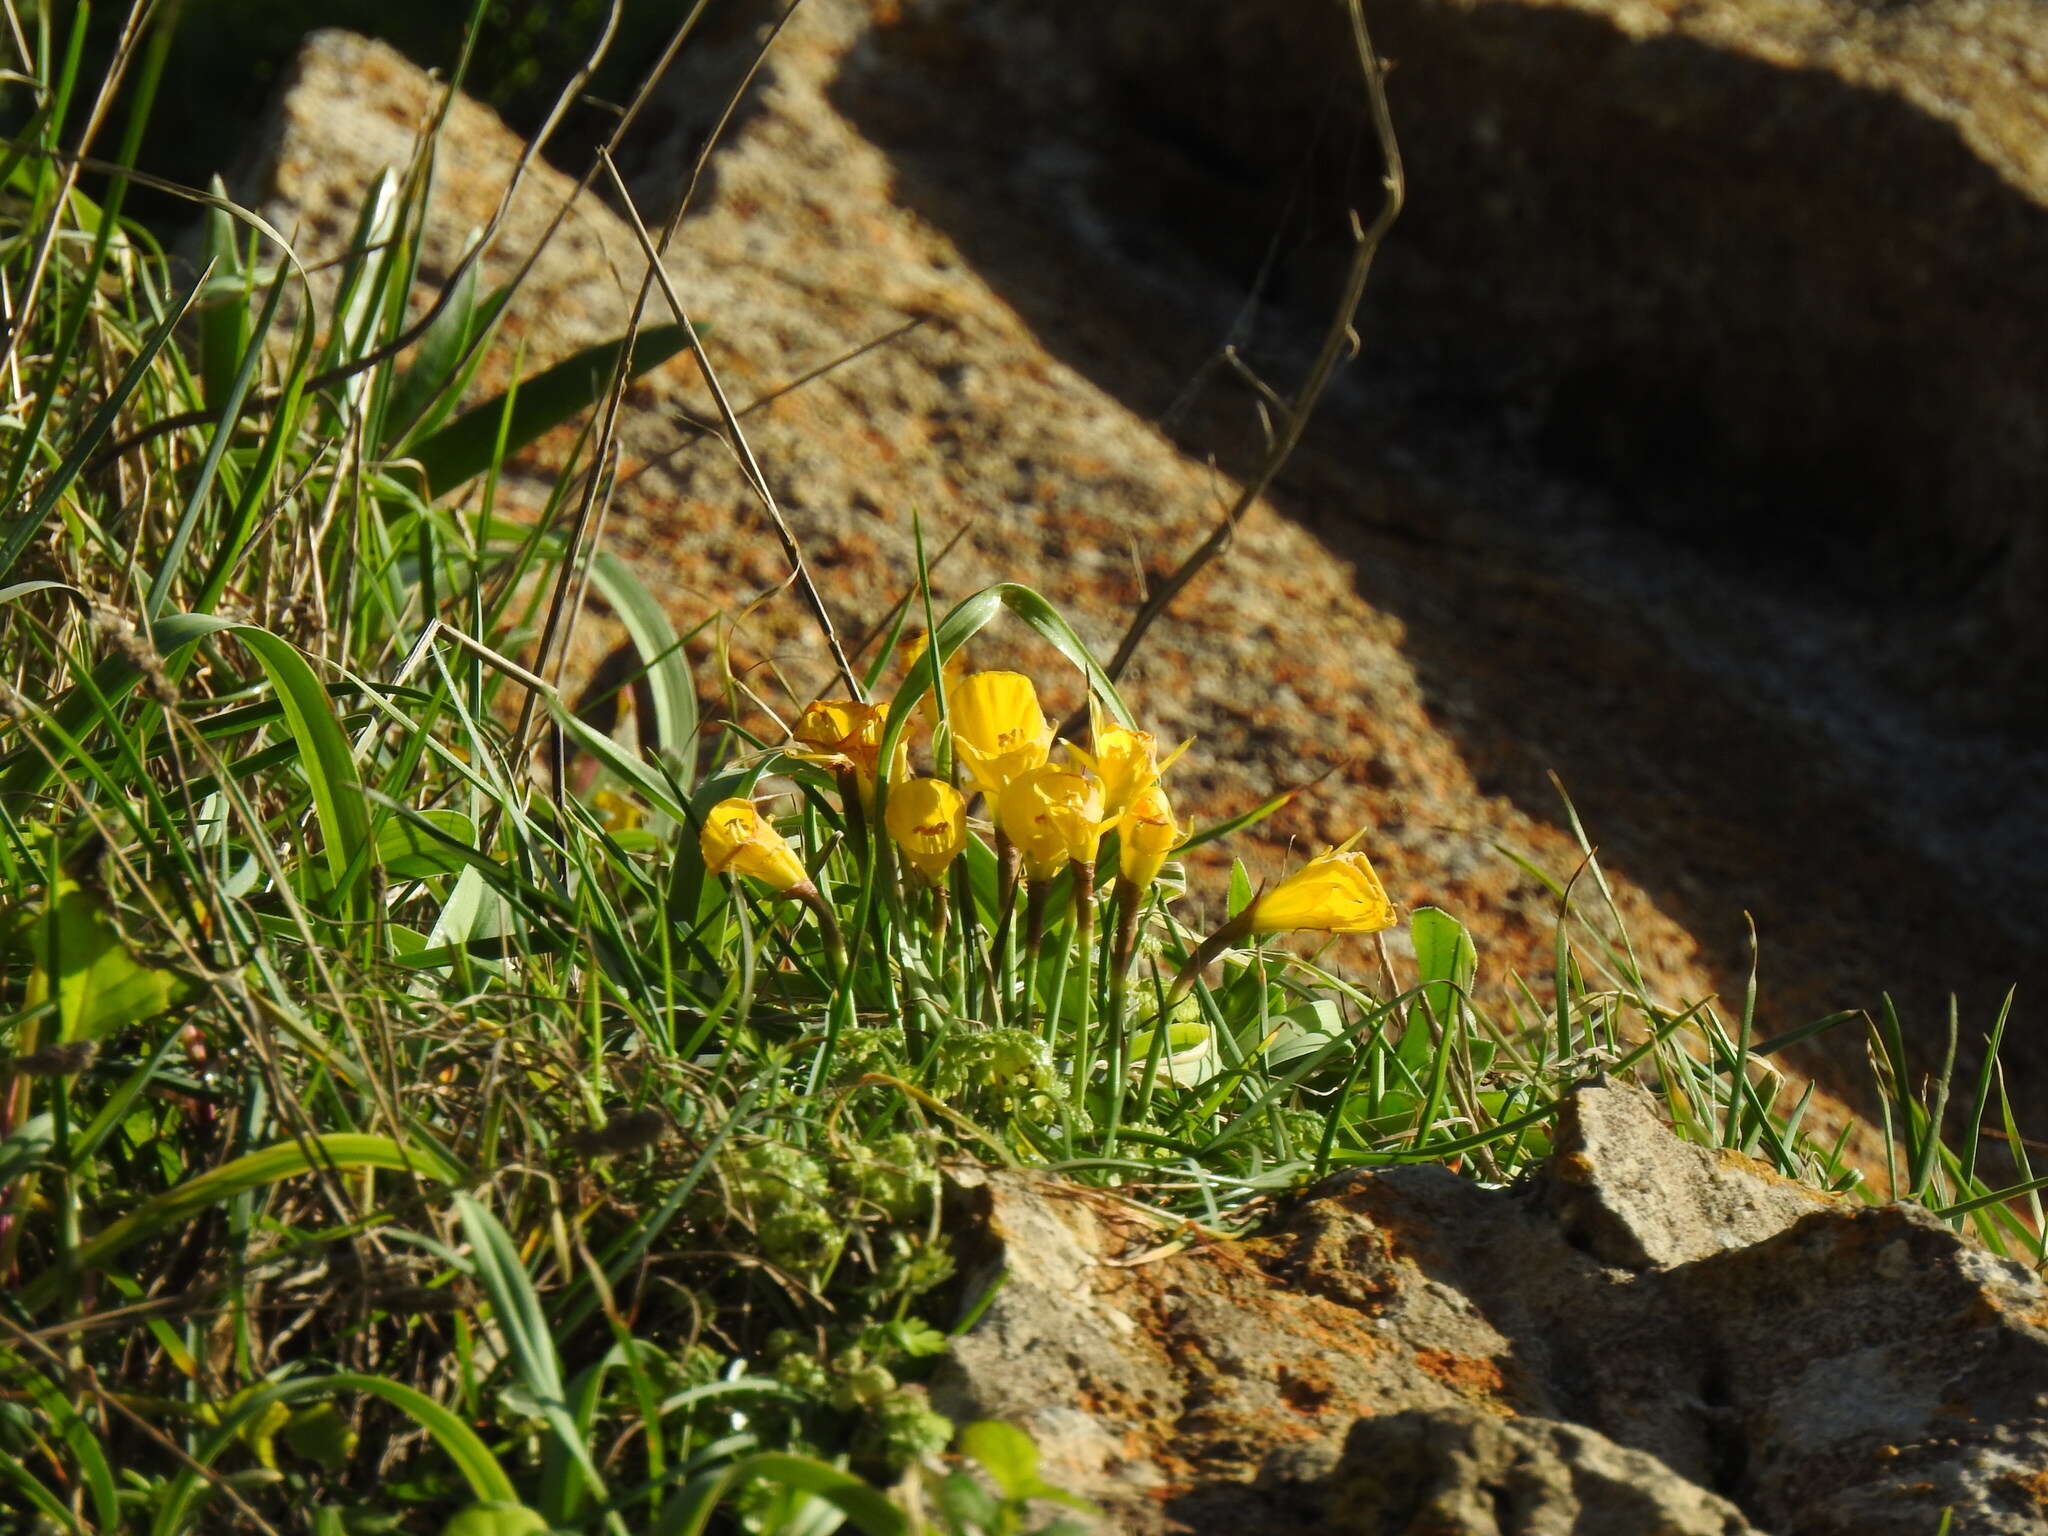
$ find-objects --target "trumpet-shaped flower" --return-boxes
[885,777,967,883]
[700,798,812,894]
[1070,712,1190,820]
[1117,782,1180,892]
[949,671,1052,802]
[997,765,1106,882]
[1247,844,1396,935]
[790,698,900,802]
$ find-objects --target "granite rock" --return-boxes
[934,1081,2048,1534]
[235,3,2048,1155]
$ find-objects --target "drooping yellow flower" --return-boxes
[699,798,812,894]
[997,765,1106,882]
[1117,782,1180,892]
[1246,843,1396,935]
[949,671,1052,802]
[885,777,967,884]
[790,698,901,803]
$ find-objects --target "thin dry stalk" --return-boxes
[1100,0,1405,687]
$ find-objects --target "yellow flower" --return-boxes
[1246,844,1396,935]
[1067,704,1191,818]
[699,798,812,894]
[885,777,967,883]
[790,698,901,802]
[997,765,1106,882]
[1117,783,1180,891]
[949,671,1052,802]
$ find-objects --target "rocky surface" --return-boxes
[933,1080,2048,1534]
[233,1,2048,1142]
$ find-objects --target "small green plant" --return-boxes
[0,1,2038,1532]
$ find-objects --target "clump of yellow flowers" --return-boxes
[698,646,1396,1066]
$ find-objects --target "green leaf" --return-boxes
[584,548,699,783]
[1227,859,1254,920]
[936,1472,1000,1530]
[1410,907,1476,1025]
[19,1133,464,1312]
[960,1420,1039,1501]
[440,1505,551,1536]
[283,1403,359,1472]
[384,253,484,448]
[375,808,478,880]
[1263,1000,1344,1068]
[26,882,184,1043]
[410,322,695,497]
[197,178,250,414]
[0,1114,54,1187]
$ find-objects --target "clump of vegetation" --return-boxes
[0,3,2038,1533]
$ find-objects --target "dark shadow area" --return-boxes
[67,0,676,233]
[827,1,2048,1109]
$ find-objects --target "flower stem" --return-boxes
[1106,876,1143,1045]
[795,884,847,982]
[989,830,1021,1027]
[1020,881,1049,1039]
[1067,861,1099,1112]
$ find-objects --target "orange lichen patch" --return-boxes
[1711,1146,1842,1201]
[1998,1468,2048,1511]
[1413,1348,1508,1403]
[1550,1151,1598,1185]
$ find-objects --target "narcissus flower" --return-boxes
[997,765,1106,882]
[790,698,900,802]
[1247,843,1396,935]
[949,671,1052,802]
[1117,782,1180,892]
[1070,716,1189,819]
[700,798,812,895]
[885,777,967,883]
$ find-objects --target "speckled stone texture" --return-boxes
[235,1,2048,1156]
[934,1081,2048,1535]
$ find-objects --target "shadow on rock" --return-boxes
[934,1081,2048,1535]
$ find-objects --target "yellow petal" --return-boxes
[997,764,1105,882]
[950,672,1051,801]
[1246,848,1395,935]
[700,798,811,894]
[885,777,967,883]
[1117,783,1180,891]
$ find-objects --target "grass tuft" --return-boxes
[0,6,2034,1533]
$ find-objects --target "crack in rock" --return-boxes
[934,1081,2048,1534]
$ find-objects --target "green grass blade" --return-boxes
[149,1373,515,1535]
[19,1133,463,1310]
[0,263,210,584]
[410,322,695,497]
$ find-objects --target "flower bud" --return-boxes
[1117,783,1179,892]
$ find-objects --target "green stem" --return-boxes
[1067,861,1099,1114]
[1020,882,1049,1040]
[796,885,847,982]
